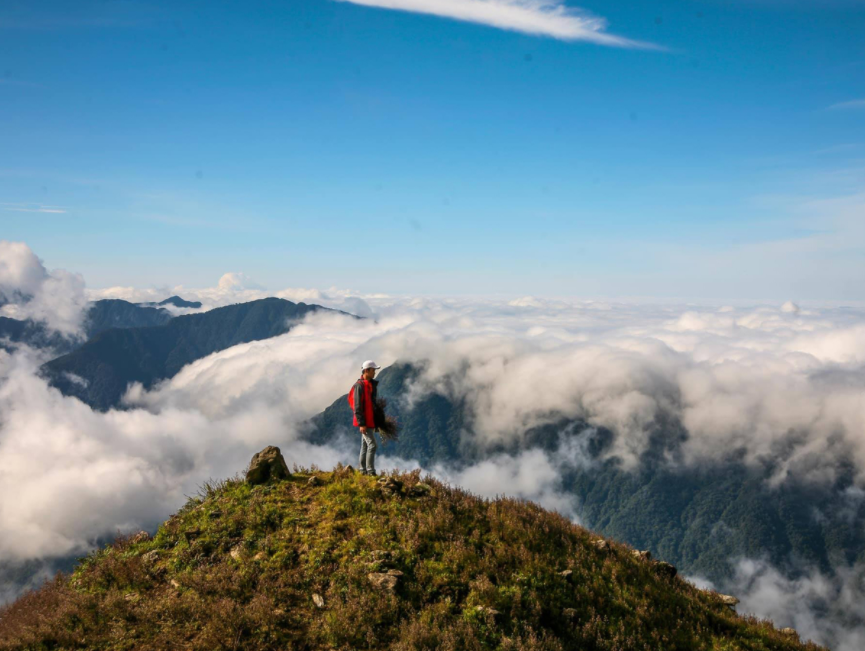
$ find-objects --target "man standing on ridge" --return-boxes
[349,360,381,476]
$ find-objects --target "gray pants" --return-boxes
[359,430,377,473]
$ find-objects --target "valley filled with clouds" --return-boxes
[2,241,865,648]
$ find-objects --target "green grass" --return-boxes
[0,467,826,650]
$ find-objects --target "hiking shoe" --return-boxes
[365,470,377,477]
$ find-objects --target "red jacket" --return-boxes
[348,377,378,428]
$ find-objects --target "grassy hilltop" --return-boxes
[0,464,824,650]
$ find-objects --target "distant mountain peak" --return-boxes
[158,296,202,309]
[44,297,341,411]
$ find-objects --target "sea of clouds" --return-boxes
[2,241,864,648]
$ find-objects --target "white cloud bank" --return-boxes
[2,279,864,569]
[3,245,865,646]
[334,0,656,47]
[430,428,595,521]
[690,558,865,651]
[0,241,87,336]
[216,271,264,292]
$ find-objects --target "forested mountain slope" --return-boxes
[1,299,173,355]
[83,299,174,337]
[307,363,865,586]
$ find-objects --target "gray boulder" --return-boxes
[718,594,739,610]
[368,571,400,591]
[246,446,291,485]
[592,539,609,553]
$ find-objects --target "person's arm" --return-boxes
[352,381,366,428]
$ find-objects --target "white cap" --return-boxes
[362,360,381,370]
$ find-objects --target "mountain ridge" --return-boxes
[138,295,203,309]
[44,297,345,411]
[1,299,174,355]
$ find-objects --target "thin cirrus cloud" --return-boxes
[828,99,865,110]
[1,203,67,214]
[334,0,658,48]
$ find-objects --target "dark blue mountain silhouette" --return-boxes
[160,296,202,308]
[138,295,203,309]
[0,317,71,353]
[1,300,173,354]
[44,297,341,411]
[85,300,174,336]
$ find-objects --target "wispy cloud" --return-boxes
[334,0,658,48]
[814,143,861,155]
[1,203,67,214]
[828,99,865,110]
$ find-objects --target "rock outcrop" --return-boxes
[368,570,403,592]
[246,445,291,485]
[592,539,609,553]
[632,549,652,562]
[718,594,739,611]
[377,476,404,497]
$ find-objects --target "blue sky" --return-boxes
[1,0,864,301]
